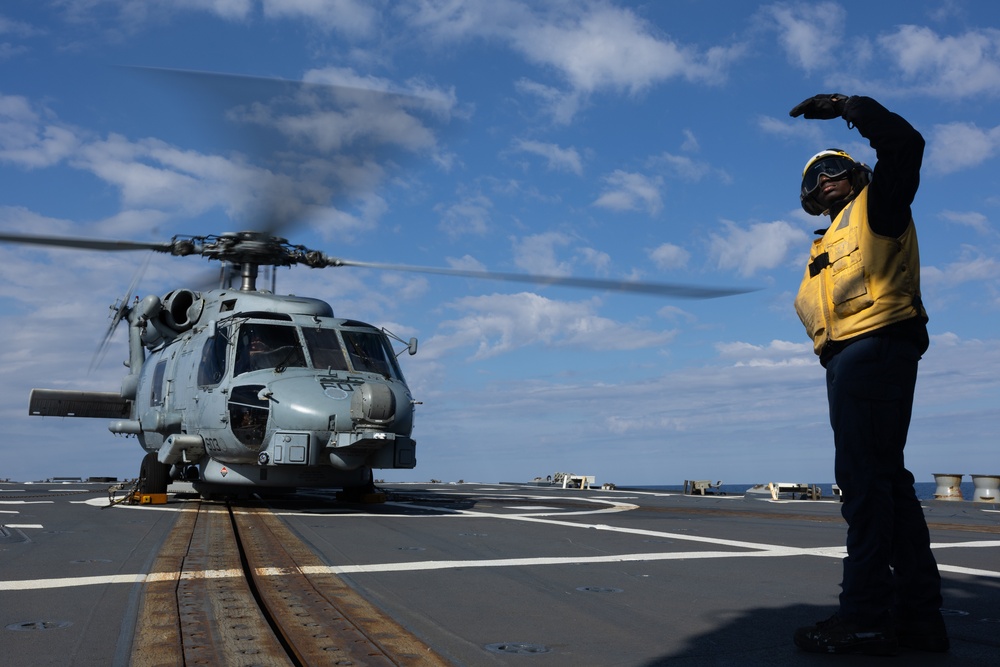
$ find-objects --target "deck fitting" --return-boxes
[6,620,73,631]
[485,642,551,654]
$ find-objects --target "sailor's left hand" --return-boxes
[789,94,849,119]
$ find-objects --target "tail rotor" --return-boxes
[91,252,152,371]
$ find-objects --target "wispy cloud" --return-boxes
[510,138,583,175]
[879,25,1000,98]
[762,2,848,73]
[592,170,663,215]
[926,122,1000,174]
[709,219,809,277]
[425,291,676,360]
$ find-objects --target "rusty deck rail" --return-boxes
[130,501,451,666]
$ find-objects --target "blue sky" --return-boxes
[1,1,999,486]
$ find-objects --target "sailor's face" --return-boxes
[814,172,852,210]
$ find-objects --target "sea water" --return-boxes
[630,481,974,501]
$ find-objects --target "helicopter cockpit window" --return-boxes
[342,331,404,380]
[197,327,229,386]
[234,323,306,376]
[301,328,349,371]
[229,384,268,449]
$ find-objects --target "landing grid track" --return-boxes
[130,500,451,667]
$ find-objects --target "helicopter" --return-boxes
[0,228,752,499]
[0,69,754,499]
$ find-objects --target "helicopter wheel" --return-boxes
[336,468,386,504]
[139,451,170,495]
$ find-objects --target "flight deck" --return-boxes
[1,481,998,665]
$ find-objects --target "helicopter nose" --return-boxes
[350,382,395,425]
[245,375,416,472]
[264,376,409,433]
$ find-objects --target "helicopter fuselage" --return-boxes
[31,287,418,493]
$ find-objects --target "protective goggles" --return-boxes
[801,157,854,196]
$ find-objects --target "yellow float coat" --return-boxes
[794,186,926,356]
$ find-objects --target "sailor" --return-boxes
[789,94,948,655]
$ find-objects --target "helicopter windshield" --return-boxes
[234,323,307,376]
[342,330,404,380]
[301,328,349,371]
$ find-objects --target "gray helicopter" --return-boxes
[0,228,752,499]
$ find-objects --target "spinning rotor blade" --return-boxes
[327,258,756,299]
[124,66,452,238]
[0,232,173,253]
[127,66,422,108]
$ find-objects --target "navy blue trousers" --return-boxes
[825,335,942,624]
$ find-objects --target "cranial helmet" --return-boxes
[800,148,872,216]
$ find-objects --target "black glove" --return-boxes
[789,94,849,119]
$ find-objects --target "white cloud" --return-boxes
[1,76,450,237]
[306,193,388,243]
[592,170,663,215]
[236,69,451,157]
[74,134,262,219]
[939,210,992,235]
[649,243,690,270]
[879,25,1000,98]
[513,78,584,125]
[425,291,676,360]
[395,0,531,42]
[763,2,848,73]
[922,245,1000,289]
[509,4,739,94]
[0,95,80,169]
[511,231,573,276]
[43,2,745,125]
[0,14,42,38]
[757,114,827,145]
[680,129,699,153]
[404,1,744,122]
[435,194,493,237]
[715,338,814,367]
[0,206,77,249]
[55,0,253,29]
[262,0,380,34]
[926,122,1000,174]
[576,246,611,274]
[446,254,487,272]
[649,151,725,183]
[511,139,583,175]
[709,219,809,277]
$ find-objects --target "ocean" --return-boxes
[628,481,978,501]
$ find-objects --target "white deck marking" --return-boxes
[3,539,999,591]
[4,494,998,591]
[508,506,560,510]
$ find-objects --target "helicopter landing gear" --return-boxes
[138,451,170,495]
[336,468,386,504]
